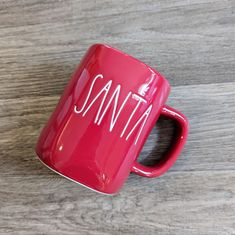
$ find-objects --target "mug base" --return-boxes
[35,153,116,196]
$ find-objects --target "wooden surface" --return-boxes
[0,0,234,234]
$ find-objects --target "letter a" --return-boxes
[82,80,112,121]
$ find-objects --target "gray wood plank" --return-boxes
[0,172,234,235]
[0,0,234,99]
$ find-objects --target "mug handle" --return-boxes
[131,105,189,178]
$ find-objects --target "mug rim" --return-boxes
[90,43,170,89]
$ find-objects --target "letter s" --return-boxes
[74,74,103,114]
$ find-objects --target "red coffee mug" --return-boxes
[36,44,189,194]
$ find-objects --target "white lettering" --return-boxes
[82,80,112,121]
[74,74,153,145]
[126,104,153,145]
[74,74,103,114]
[97,85,132,132]
[120,94,146,138]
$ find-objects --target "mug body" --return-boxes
[36,44,170,194]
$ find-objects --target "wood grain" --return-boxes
[0,171,234,235]
[0,0,234,234]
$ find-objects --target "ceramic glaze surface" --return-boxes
[36,44,189,194]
